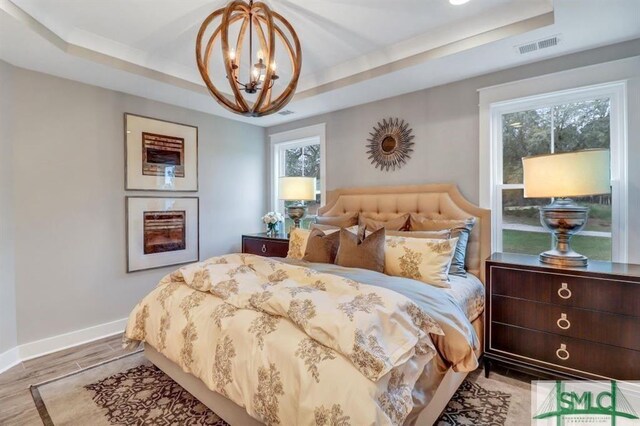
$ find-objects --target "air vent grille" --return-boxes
[518,42,538,54]
[538,36,558,49]
[516,34,561,55]
[277,110,295,116]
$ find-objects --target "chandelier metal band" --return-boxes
[196,0,302,117]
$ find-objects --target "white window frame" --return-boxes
[269,123,326,215]
[488,81,628,262]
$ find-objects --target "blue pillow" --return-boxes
[448,218,476,277]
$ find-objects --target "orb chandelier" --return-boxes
[196,0,302,117]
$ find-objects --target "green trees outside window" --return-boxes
[501,98,612,260]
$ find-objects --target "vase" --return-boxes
[266,223,278,236]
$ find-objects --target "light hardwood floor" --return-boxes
[0,333,127,426]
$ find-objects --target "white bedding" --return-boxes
[443,274,485,322]
[123,254,475,425]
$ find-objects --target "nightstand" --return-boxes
[242,233,289,258]
[484,252,640,380]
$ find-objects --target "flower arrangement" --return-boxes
[262,211,284,235]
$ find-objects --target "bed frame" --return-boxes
[146,183,491,425]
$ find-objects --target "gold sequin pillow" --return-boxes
[384,235,459,288]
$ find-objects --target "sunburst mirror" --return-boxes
[366,118,415,171]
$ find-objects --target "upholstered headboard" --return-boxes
[317,183,491,283]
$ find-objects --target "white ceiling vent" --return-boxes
[277,110,295,116]
[516,34,561,55]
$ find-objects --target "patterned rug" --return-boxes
[438,378,512,425]
[31,352,531,425]
[84,363,226,425]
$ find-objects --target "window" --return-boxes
[270,124,326,229]
[490,82,627,262]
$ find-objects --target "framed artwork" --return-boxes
[125,113,198,191]
[126,196,199,272]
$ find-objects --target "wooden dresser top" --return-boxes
[242,232,289,242]
[487,252,640,281]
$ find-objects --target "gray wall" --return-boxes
[0,60,17,354]
[268,39,640,262]
[5,63,266,345]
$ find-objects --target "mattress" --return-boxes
[443,273,485,322]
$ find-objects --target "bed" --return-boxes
[127,183,491,425]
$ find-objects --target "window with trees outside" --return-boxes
[270,124,326,231]
[490,82,627,262]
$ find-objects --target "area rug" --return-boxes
[31,351,531,425]
[437,368,531,426]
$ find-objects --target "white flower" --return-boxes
[262,211,284,224]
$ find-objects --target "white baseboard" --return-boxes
[0,346,21,374]
[0,317,128,371]
[0,317,128,374]
[18,317,128,361]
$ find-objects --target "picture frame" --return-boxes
[124,113,198,191]
[126,196,199,272]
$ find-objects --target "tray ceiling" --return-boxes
[1,0,638,126]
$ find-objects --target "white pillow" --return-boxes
[384,235,459,288]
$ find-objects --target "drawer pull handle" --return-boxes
[557,313,571,330]
[261,244,267,253]
[556,344,570,361]
[558,283,572,299]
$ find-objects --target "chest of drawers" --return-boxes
[242,233,289,258]
[485,253,640,380]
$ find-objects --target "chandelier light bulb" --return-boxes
[228,48,236,61]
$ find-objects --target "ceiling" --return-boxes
[1,0,638,127]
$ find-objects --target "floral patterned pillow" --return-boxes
[408,215,476,278]
[287,228,312,259]
[384,235,459,288]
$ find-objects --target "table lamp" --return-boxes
[278,176,317,230]
[522,148,610,267]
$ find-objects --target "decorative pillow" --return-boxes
[310,224,341,233]
[335,228,385,273]
[384,236,459,288]
[286,228,311,259]
[315,212,358,228]
[311,224,361,235]
[385,229,451,239]
[303,229,341,263]
[409,215,476,277]
[359,213,410,232]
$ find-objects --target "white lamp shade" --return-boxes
[278,176,317,201]
[522,149,610,198]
